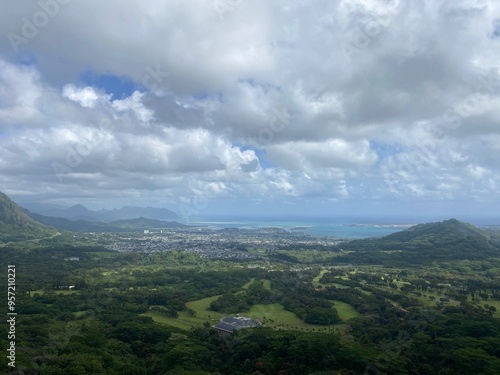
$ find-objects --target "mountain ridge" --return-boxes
[0,191,57,242]
[25,211,188,232]
[21,202,179,222]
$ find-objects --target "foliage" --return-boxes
[0,191,58,242]
[334,219,500,265]
[3,218,500,374]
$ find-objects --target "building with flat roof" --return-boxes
[213,316,261,334]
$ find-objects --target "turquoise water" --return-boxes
[184,219,413,239]
[306,224,410,238]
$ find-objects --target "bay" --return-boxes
[182,218,413,239]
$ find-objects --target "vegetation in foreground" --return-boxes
[1,210,500,374]
[1,233,500,375]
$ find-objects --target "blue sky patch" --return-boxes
[78,71,141,99]
[235,144,274,169]
[192,91,224,103]
[16,51,37,66]
[491,19,500,38]
[370,141,402,162]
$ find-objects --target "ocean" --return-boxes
[182,218,414,239]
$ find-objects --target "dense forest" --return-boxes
[2,226,500,375]
[2,203,500,375]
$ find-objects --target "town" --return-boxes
[100,226,345,260]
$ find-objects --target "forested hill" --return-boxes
[385,218,491,243]
[336,219,500,263]
[0,191,57,242]
[25,211,188,232]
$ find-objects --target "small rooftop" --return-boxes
[213,316,261,333]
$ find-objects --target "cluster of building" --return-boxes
[100,227,343,260]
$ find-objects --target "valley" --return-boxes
[1,192,500,374]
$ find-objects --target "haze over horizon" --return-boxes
[1,1,500,220]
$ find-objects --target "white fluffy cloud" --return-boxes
[1,0,500,217]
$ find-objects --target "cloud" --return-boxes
[267,139,377,172]
[0,0,500,217]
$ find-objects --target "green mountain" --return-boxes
[21,202,179,222]
[25,211,188,232]
[0,191,57,242]
[109,217,187,230]
[337,219,500,264]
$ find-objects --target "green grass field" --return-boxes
[142,311,195,330]
[142,295,223,329]
[484,300,500,318]
[241,278,271,290]
[332,300,359,320]
[245,304,338,332]
[313,269,329,287]
[246,304,303,325]
[276,250,344,263]
[241,278,256,289]
[144,298,344,333]
[186,295,222,321]
[30,289,78,296]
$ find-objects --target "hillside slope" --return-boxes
[0,191,57,242]
[337,219,500,263]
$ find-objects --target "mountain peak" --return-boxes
[339,218,499,263]
[398,218,486,240]
[70,203,87,209]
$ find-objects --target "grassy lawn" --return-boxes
[30,289,78,296]
[414,290,445,307]
[393,280,411,288]
[276,250,343,263]
[245,303,337,333]
[241,278,271,290]
[356,288,373,295]
[484,300,500,318]
[368,284,462,309]
[143,297,354,333]
[141,302,336,332]
[241,278,256,289]
[246,304,303,325]
[332,300,359,321]
[142,311,195,330]
[142,295,223,330]
[313,269,329,287]
[331,283,350,289]
[186,295,222,321]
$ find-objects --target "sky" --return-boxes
[0,0,500,221]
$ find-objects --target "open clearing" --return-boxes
[144,299,346,333]
[332,300,359,320]
[30,289,78,295]
[246,303,339,332]
[485,300,500,318]
[142,295,223,329]
[313,269,329,287]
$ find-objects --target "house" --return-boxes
[213,316,261,335]
[64,257,80,261]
